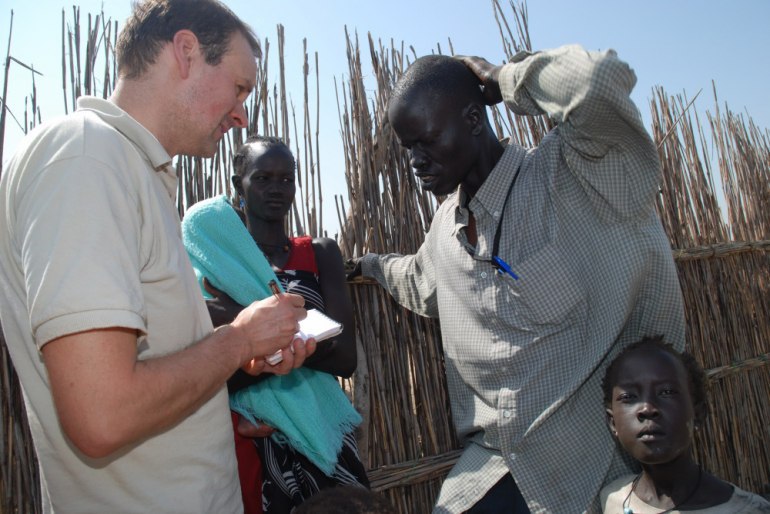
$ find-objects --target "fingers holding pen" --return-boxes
[230,292,307,363]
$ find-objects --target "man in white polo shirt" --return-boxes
[0,1,314,512]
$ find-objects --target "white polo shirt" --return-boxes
[0,97,241,513]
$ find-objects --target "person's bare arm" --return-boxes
[42,293,314,459]
[302,237,357,378]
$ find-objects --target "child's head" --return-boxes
[292,485,396,514]
[602,335,709,466]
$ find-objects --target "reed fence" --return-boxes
[1,2,769,513]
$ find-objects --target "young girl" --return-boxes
[601,335,770,514]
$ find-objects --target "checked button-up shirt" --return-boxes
[361,45,685,514]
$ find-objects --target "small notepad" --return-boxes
[266,309,344,365]
[296,309,344,342]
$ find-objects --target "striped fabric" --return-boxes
[361,45,685,514]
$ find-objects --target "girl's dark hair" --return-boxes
[232,135,293,176]
[602,335,709,408]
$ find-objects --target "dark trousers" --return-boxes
[463,474,531,514]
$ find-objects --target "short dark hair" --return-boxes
[117,0,261,79]
[601,335,709,408]
[232,135,293,176]
[293,486,396,514]
[391,54,486,110]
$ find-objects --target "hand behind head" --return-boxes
[454,55,503,105]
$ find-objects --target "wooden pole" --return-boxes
[0,10,14,179]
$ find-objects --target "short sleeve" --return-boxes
[17,156,148,348]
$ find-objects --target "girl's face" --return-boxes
[606,348,705,466]
[235,143,296,223]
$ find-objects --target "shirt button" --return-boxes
[510,452,517,460]
[501,366,507,372]
[480,271,487,278]
[494,211,500,218]
[503,409,512,418]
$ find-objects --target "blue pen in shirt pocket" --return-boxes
[493,256,518,280]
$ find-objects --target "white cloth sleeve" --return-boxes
[17,156,148,348]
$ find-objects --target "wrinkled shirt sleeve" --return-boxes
[499,45,660,221]
[360,222,440,319]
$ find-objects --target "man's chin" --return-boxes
[424,182,456,197]
[184,142,218,159]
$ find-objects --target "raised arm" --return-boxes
[460,45,660,219]
[461,46,644,142]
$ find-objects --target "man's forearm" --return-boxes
[43,294,307,459]
[362,252,439,318]
[44,326,245,458]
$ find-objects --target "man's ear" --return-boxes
[232,175,243,193]
[172,30,200,80]
[606,407,618,437]
[463,102,485,136]
[692,401,708,434]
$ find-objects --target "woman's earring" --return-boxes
[240,199,244,208]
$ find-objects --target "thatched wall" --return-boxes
[1,3,769,513]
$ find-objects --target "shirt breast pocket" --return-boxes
[497,243,586,334]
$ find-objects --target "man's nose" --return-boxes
[230,102,248,129]
[410,148,429,170]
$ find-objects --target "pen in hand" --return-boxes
[268,279,281,298]
[265,279,290,365]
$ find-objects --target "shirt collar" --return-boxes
[76,97,176,195]
[469,138,527,220]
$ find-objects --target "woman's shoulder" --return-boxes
[310,236,341,250]
[310,237,344,262]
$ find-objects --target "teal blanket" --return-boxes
[181,195,362,476]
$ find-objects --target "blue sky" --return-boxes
[1,0,768,236]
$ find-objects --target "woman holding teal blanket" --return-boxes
[187,136,368,513]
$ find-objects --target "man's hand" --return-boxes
[240,336,316,376]
[230,293,309,365]
[455,55,504,105]
[41,293,312,459]
[346,257,363,281]
[203,277,244,327]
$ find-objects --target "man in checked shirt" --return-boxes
[349,47,685,513]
